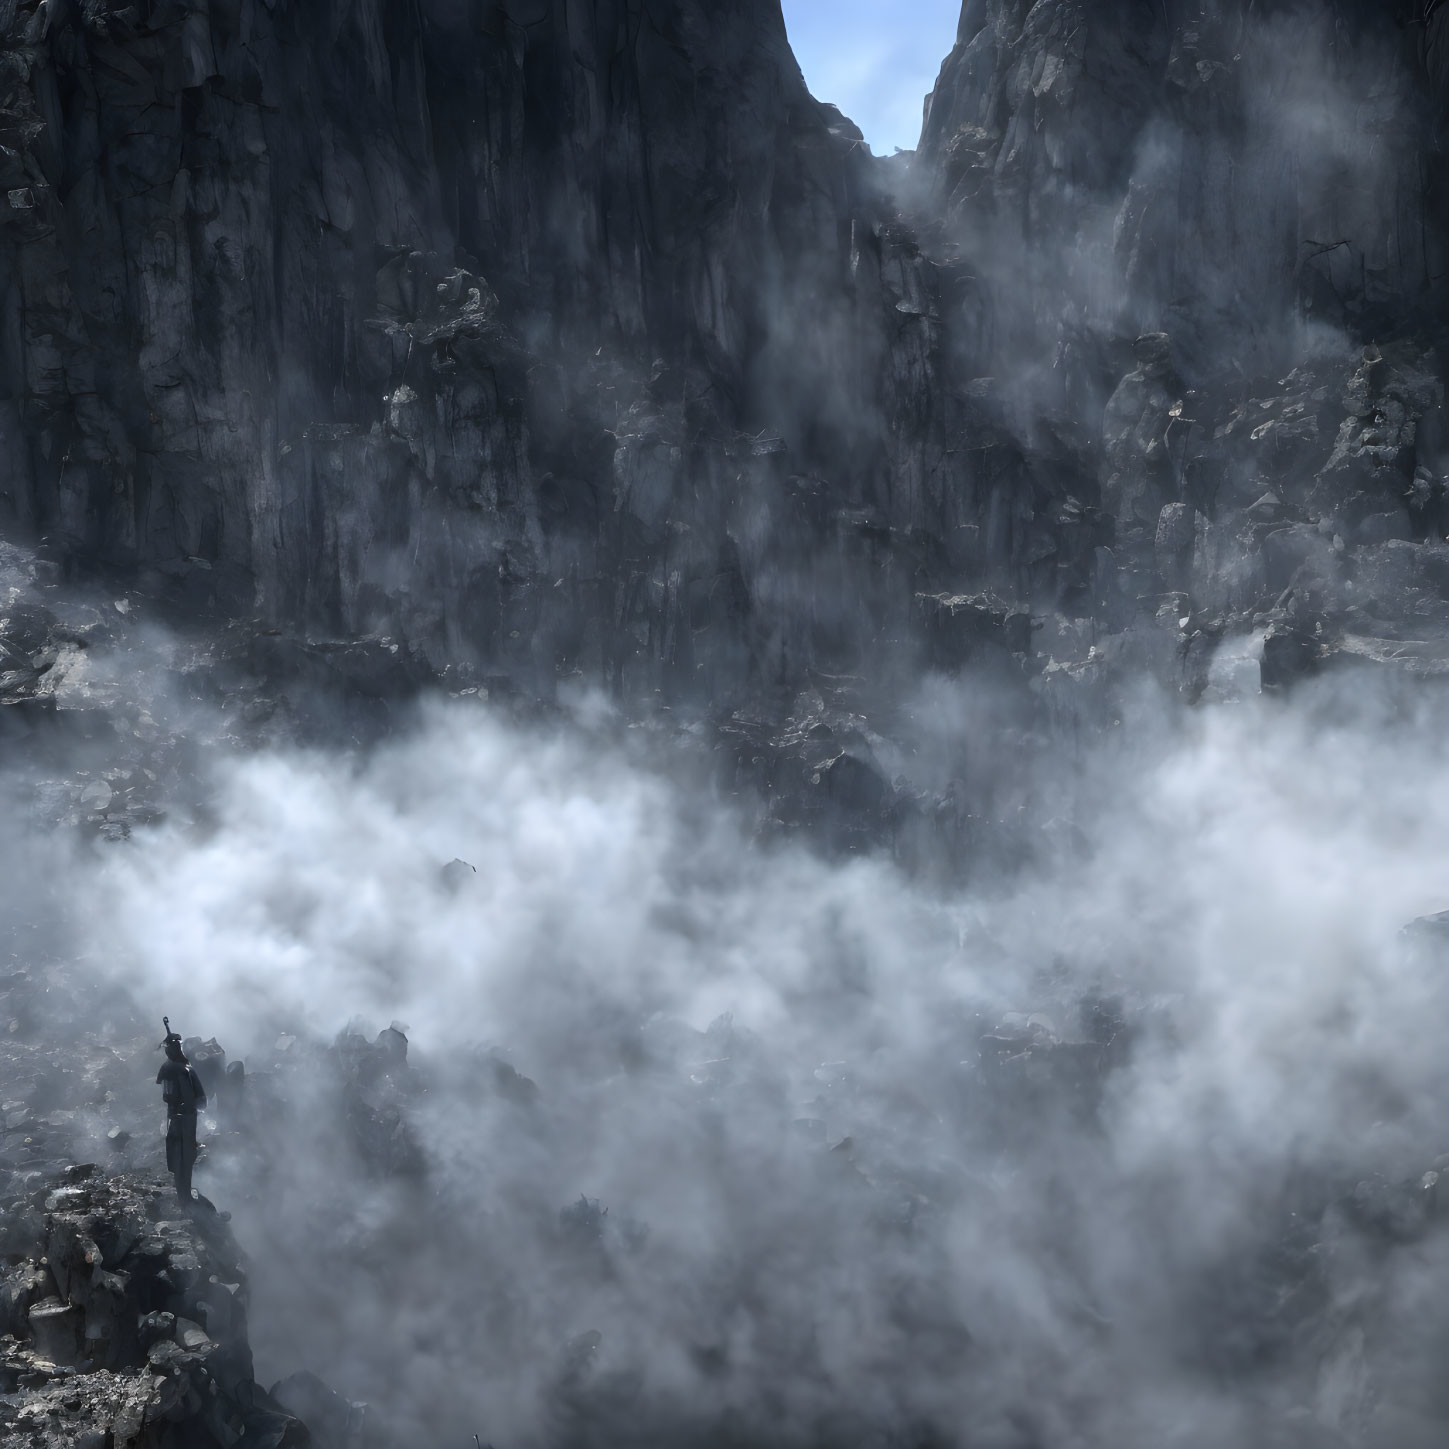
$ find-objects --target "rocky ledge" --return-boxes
[0,1165,355,1449]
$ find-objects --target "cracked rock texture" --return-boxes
[0,1166,316,1449]
[919,0,1449,373]
[2,0,1449,736]
[0,0,964,705]
[2,1,1449,856]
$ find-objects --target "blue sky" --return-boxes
[780,0,961,154]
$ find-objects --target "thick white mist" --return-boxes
[66,677,1449,1446]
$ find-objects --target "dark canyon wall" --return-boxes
[2,0,1449,713]
[0,0,957,706]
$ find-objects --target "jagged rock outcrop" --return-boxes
[919,0,1449,373]
[0,1165,320,1448]
[908,1,1449,711]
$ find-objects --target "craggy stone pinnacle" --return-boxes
[0,1165,339,1448]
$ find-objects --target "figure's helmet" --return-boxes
[159,1017,186,1060]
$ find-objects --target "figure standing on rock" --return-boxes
[156,1018,207,1204]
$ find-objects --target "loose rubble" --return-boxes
[0,1166,314,1449]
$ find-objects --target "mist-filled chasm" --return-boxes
[8,0,1449,1446]
[6,666,1449,1448]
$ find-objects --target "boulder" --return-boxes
[0,1171,314,1445]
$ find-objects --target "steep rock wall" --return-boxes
[0,0,993,703]
[913,0,1449,648]
[918,0,1449,408]
[2,0,1449,734]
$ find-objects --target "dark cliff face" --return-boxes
[6,1,1449,729]
[0,0,964,706]
[914,0,1449,538]
[910,1,1449,687]
[1,0,1449,856]
[921,1,1449,360]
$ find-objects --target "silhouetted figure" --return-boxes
[157,1018,207,1204]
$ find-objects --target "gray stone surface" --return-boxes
[0,0,967,707]
[0,1168,319,1449]
[1,1,1448,734]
